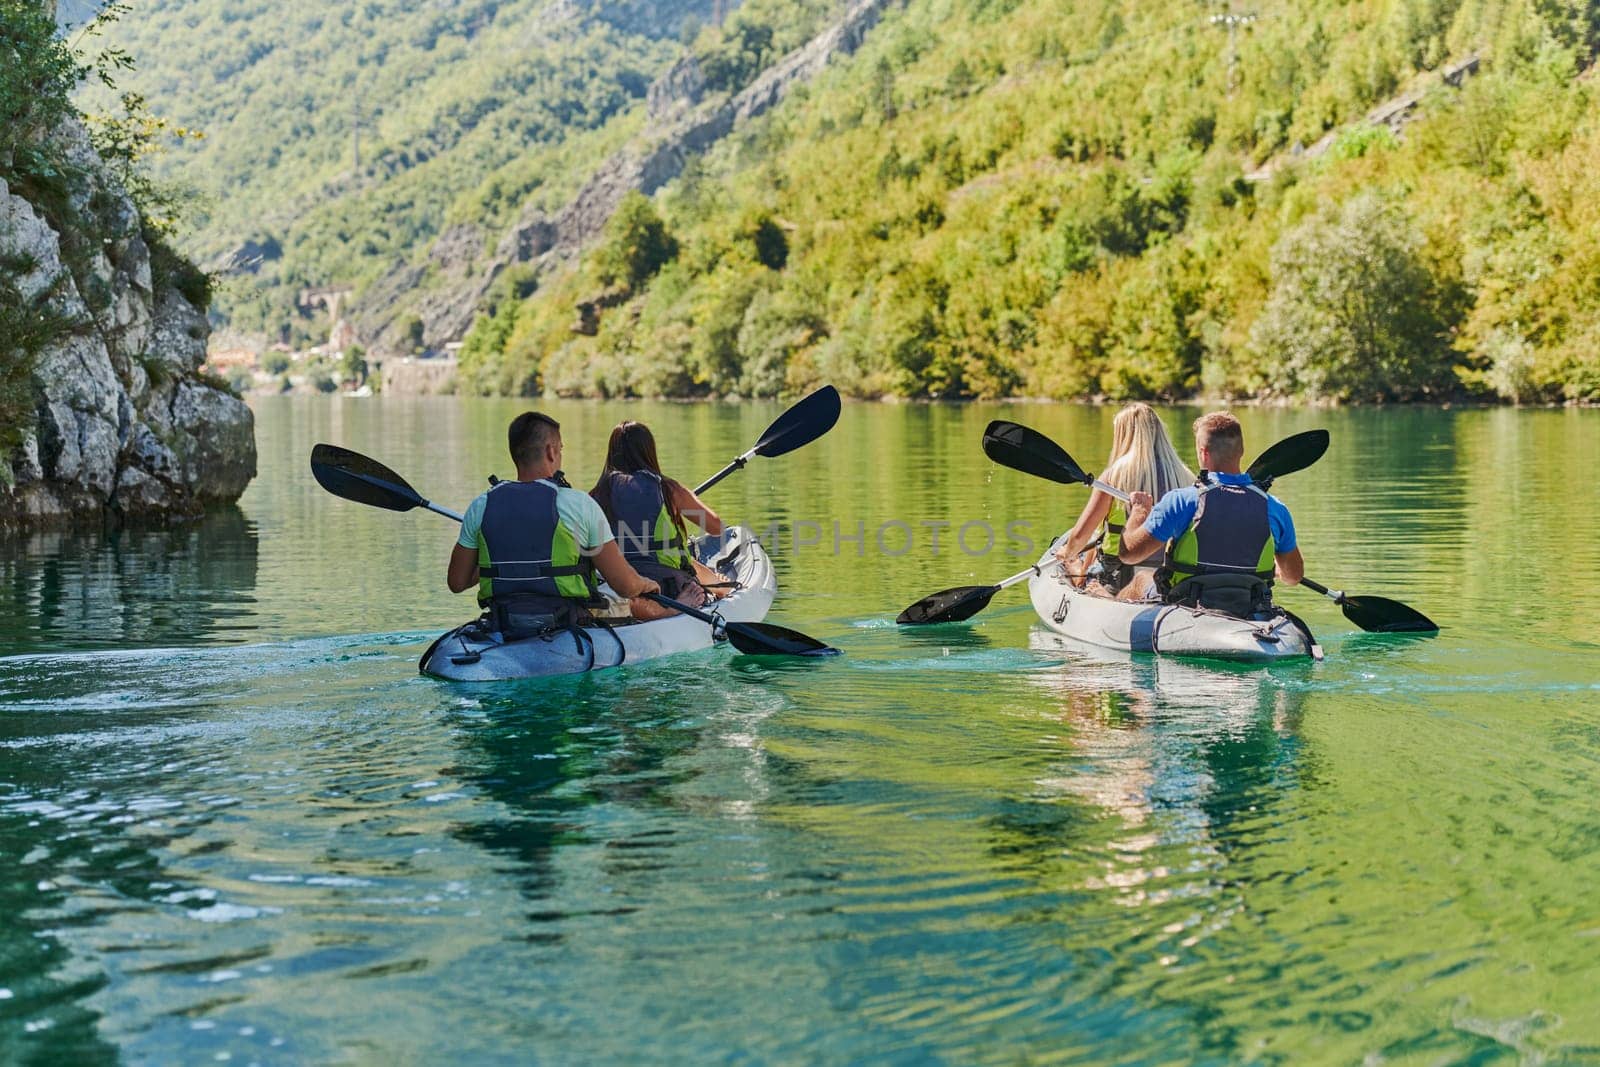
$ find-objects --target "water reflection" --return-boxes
[1021,634,1309,853]
[439,666,789,934]
[0,508,259,652]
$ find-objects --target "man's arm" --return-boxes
[591,542,659,598]
[448,495,486,593]
[1116,491,1164,564]
[448,544,479,593]
[1275,547,1304,585]
[1268,497,1302,584]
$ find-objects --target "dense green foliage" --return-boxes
[1,1,80,162]
[454,0,1600,403]
[1252,193,1458,400]
[86,0,726,343]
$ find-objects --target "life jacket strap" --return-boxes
[479,562,591,579]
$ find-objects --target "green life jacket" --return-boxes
[475,480,597,610]
[1159,474,1276,615]
[603,470,692,573]
[1101,500,1126,559]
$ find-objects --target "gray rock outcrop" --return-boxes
[1,122,257,528]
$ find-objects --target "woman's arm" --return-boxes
[671,482,723,535]
[1054,490,1113,563]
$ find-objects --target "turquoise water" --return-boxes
[2,397,1598,1062]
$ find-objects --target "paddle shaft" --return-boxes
[694,449,754,495]
[1089,479,1131,503]
[643,591,721,626]
[995,565,1041,591]
[1298,577,1344,603]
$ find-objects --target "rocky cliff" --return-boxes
[1,121,256,528]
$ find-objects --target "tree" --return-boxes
[397,313,425,355]
[595,191,679,292]
[741,212,788,270]
[342,343,367,384]
[1250,193,1456,400]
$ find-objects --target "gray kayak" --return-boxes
[1028,534,1316,661]
[420,525,776,681]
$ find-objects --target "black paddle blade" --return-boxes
[725,621,841,657]
[753,385,842,458]
[982,420,1092,486]
[896,585,998,625]
[1340,594,1440,634]
[310,443,425,512]
[1247,429,1330,486]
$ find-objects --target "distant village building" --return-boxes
[206,348,258,371]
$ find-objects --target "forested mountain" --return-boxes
[96,0,1600,402]
[83,0,724,344]
[458,0,1600,403]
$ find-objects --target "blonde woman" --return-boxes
[1052,403,1194,601]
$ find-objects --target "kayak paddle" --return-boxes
[1296,578,1439,633]
[897,422,1126,626]
[644,593,840,656]
[981,421,1133,501]
[694,385,842,494]
[896,565,1040,625]
[1246,429,1330,488]
[312,444,840,658]
[311,443,464,521]
[906,421,1327,626]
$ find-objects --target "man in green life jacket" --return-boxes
[447,412,658,635]
[1116,411,1305,617]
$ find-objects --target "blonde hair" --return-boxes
[1099,403,1194,502]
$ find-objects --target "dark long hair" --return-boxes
[590,421,687,531]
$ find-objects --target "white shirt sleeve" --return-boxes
[456,492,489,550]
[557,488,615,551]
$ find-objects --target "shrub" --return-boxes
[595,192,678,292]
[149,236,213,310]
[1251,193,1457,400]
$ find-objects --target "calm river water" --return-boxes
[2,396,1598,1063]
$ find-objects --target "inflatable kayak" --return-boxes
[420,525,776,681]
[1028,535,1316,662]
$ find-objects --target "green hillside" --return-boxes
[459,0,1600,403]
[84,0,717,343]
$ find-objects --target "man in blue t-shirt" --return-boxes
[1117,412,1304,610]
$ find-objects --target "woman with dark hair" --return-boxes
[591,421,728,620]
